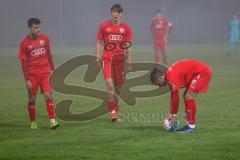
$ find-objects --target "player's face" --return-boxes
[157,75,165,86]
[156,12,162,18]
[29,24,41,37]
[155,75,165,86]
[111,9,122,23]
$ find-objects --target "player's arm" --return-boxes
[46,37,55,71]
[95,41,102,69]
[47,50,55,72]
[168,22,173,34]
[20,60,32,89]
[125,25,133,71]
[167,88,179,125]
[18,43,32,89]
[170,89,179,115]
[126,45,132,64]
[21,60,29,81]
[168,21,173,34]
[150,20,155,35]
[95,24,104,69]
[96,41,102,60]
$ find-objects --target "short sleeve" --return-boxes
[167,74,180,91]
[125,24,132,41]
[18,42,27,60]
[97,24,104,42]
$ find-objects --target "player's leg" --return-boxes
[105,78,121,121]
[154,38,161,64]
[225,35,234,56]
[103,59,121,121]
[41,74,59,129]
[111,61,126,122]
[233,37,240,55]
[160,36,168,65]
[176,89,198,133]
[184,90,198,127]
[27,76,38,129]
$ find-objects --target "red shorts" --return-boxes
[103,59,125,86]
[28,73,53,95]
[188,69,212,93]
[154,36,167,52]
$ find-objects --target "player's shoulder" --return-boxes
[121,22,132,30]
[39,33,50,40]
[99,20,112,28]
[20,35,30,46]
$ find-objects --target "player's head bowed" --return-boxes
[151,67,166,86]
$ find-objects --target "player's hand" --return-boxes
[96,59,102,70]
[25,80,32,89]
[167,114,178,126]
[126,63,132,72]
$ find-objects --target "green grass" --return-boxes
[0,44,240,160]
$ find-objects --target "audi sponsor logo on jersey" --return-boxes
[108,34,122,41]
[31,48,46,56]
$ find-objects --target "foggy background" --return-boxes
[0,0,240,47]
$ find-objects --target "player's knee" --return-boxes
[28,95,36,102]
[184,92,193,100]
[184,92,197,100]
[43,92,52,100]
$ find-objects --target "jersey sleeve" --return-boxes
[97,23,104,42]
[125,24,133,41]
[18,41,27,60]
[168,74,180,91]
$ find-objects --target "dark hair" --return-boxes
[28,18,41,27]
[111,4,123,13]
[150,67,163,84]
[156,9,161,14]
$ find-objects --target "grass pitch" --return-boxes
[0,44,240,160]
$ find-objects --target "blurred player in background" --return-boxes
[96,4,132,122]
[225,13,240,55]
[151,9,173,65]
[151,59,212,133]
[18,18,59,129]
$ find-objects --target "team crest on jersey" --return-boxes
[120,28,124,33]
[39,40,45,46]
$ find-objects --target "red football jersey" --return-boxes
[97,20,132,60]
[18,34,53,75]
[165,59,212,91]
[151,17,172,36]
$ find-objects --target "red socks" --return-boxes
[28,101,36,121]
[46,99,55,120]
[184,99,197,124]
[107,101,119,113]
[28,99,56,121]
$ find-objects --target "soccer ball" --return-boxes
[163,118,179,131]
